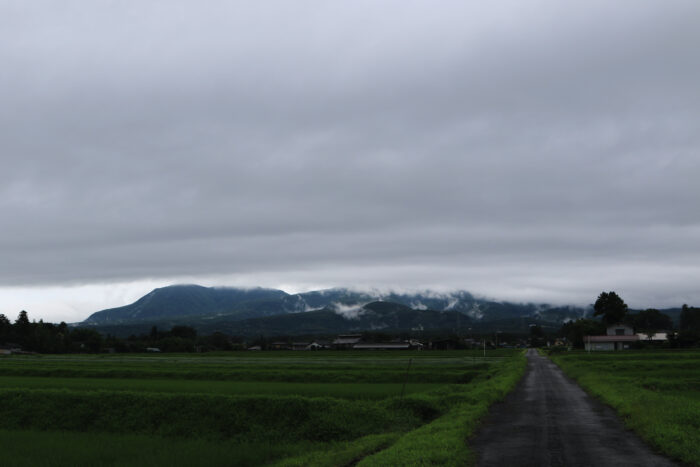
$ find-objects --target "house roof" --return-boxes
[333,337,362,344]
[585,335,639,342]
[353,343,410,349]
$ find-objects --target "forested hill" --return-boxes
[83,285,301,325]
[82,284,588,335]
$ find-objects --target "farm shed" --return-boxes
[584,324,639,351]
[332,335,362,350]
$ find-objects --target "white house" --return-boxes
[584,324,638,351]
[635,332,668,342]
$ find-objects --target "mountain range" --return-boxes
[81,284,589,336]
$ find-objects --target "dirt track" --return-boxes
[471,349,678,467]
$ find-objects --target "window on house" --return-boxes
[615,328,625,336]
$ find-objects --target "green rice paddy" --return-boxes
[0,350,525,466]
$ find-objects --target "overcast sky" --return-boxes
[2,1,699,323]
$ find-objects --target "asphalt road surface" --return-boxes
[471,349,678,467]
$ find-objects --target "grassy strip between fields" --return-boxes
[351,351,526,466]
[550,353,700,467]
[0,366,482,383]
[270,433,401,467]
[0,376,441,399]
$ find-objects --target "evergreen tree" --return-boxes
[593,292,628,325]
[0,314,11,343]
[14,310,32,346]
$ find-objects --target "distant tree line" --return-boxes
[4,295,700,353]
[558,292,700,348]
[0,311,245,353]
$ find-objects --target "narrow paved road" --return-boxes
[471,349,677,467]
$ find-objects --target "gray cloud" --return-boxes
[1,1,699,319]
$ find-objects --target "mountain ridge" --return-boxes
[82,284,589,333]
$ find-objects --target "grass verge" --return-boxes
[355,351,526,466]
[550,351,700,466]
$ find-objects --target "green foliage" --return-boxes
[0,314,11,344]
[550,351,700,466]
[169,325,197,339]
[629,308,672,332]
[593,291,628,325]
[679,305,700,346]
[559,319,605,348]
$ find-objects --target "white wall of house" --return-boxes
[606,324,634,336]
[636,332,668,341]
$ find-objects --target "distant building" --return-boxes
[636,332,668,342]
[584,324,638,351]
[0,343,22,355]
[353,343,411,350]
[463,338,478,348]
[332,335,362,350]
[266,341,328,351]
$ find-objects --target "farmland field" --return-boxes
[549,350,700,466]
[0,350,525,466]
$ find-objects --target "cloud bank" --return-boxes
[1,1,699,321]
